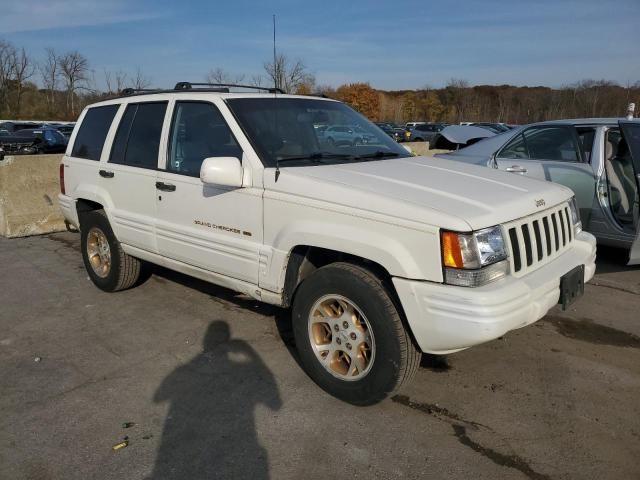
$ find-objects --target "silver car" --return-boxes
[438,118,640,265]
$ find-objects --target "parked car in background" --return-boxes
[0,126,68,154]
[470,122,511,133]
[47,123,76,139]
[430,125,496,150]
[438,118,640,264]
[0,121,41,133]
[374,123,402,142]
[408,123,448,142]
[323,125,374,146]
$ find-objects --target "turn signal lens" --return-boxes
[441,232,464,268]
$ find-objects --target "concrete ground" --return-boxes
[1,232,639,480]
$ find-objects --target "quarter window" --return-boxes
[167,102,242,177]
[110,102,167,169]
[71,105,119,160]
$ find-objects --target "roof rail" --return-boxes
[120,88,164,96]
[174,82,285,94]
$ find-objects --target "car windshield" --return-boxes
[226,97,410,168]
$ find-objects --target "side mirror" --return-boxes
[200,157,243,188]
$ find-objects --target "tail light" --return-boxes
[59,163,65,194]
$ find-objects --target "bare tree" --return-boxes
[9,47,34,117]
[263,54,314,93]
[0,40,16,116]
[105,69,129,94]
[39,48,60,115]
[445,78,471,122]
[205,67,245,85]
[132,66,151,89]
[59,51,89,116]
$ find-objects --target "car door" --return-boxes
[495,125,596,225]
[100,101,168,253]
[154,99,262,284]
[618,121,640,265]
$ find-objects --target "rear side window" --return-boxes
[71,105,119,160]
[109,102,167,169]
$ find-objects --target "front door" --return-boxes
[154,100,262,284]
[618,121,640,265]
[495,125,596,226]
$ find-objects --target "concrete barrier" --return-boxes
[0,154,67,238]
[406,141,451,157]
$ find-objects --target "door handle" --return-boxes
[506,165,528,173]
[99,169,114,178]
[155,181,176,192]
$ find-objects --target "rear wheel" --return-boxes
[80,210,145,292]
[292,262,420,405]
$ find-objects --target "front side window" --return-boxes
[499,126,580,162]
[167,101,242,176]
[109,102,167,169]
[71,105,119,160]
[226,98,410,168]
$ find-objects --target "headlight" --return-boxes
[441,226,508,287]
[568,196,582,234]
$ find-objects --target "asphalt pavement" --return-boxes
[1,232,639,479]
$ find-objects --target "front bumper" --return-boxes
[393,231,596,354]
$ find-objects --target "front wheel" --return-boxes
[292,263,420,405]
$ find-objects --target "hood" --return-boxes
[266,156,573,231]
[439,125,495,144]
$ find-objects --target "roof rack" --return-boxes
[174,82,285,94]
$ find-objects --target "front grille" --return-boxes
[505,203,574,276]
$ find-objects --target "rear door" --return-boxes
[101,101,168,252]
[618,121,640,264]
[495,125,596,225]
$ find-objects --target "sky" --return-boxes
[1,0,639,91]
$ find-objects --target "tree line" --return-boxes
[1,37,638,125]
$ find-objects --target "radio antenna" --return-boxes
[273,13,282,182]
[272,14,278,94]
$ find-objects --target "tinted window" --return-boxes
[499,132,528,159]
[72,105,119,160]
[167,102,242,176]
[109,102,167,169]
[523,127,579,162]
[576,127,596,163]
[499,127,580,162]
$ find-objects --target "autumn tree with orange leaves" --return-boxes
[334,83,380,121]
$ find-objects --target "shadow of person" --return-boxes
[150,321,282,480]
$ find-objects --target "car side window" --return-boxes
[499,127,580,162]
[167,101,242,177]
[498,132,529,159]
[110,102,167,169]
[71,105,119,160]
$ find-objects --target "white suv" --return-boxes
[59,84,596,405]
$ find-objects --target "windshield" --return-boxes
[226,98,410,168]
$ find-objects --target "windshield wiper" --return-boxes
[276,152,353,164]
[275,152,355,181]
[354,151,401,160]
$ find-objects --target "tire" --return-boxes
[80,209,144,292]
[292,262,420,405]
